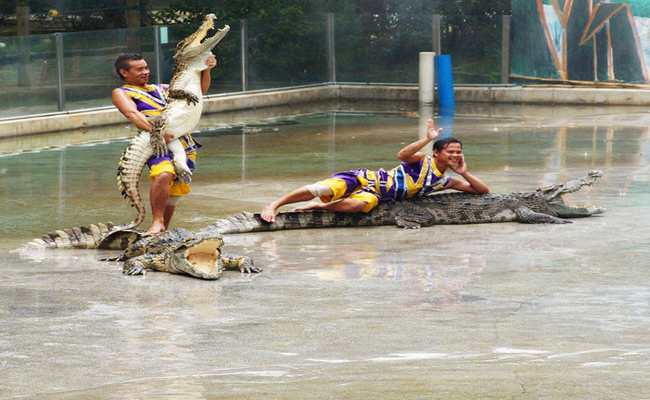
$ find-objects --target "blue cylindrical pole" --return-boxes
[435,55,455,108]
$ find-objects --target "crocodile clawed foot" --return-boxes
[123,260,146,275]
[248,266,263,274]
[185,94,199,106]
[241,260,262,274]
[168,89,199,106]
[176,169,192,183]
[395,217,422,229]
[151,141,167,157]
[174,162,193,183]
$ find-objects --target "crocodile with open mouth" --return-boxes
[117,14,230,232]
[101,228,259,279]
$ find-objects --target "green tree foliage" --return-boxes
[0,0,48,26]
[2,0,512,34]
[1,0,48,15]
[1,0,156,33]
[156,0,315,24]
[313,0,511,15]
[155,0,329,88]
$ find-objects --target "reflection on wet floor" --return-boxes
[1,102,650,398]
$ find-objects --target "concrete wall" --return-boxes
[3,84,650,138]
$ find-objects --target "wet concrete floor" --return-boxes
[1,102,649,398]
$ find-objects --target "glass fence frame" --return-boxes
[0,13,511,120]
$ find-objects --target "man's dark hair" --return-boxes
[114,53,143,80]
[433,137,462,155]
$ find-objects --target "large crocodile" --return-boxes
[102,228,259,279]
[117,14,230,231]
[202,170,605,234]
[24,227,260,280]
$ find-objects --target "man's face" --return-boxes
[121,59,150,86]
[434,142,463,167]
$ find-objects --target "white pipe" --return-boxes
[419,52,435,104]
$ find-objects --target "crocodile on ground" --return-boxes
[101,228,259,279]
[24,227,259,280]
[202,170,605,234]
[116,14,230,232]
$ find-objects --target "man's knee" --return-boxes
[306,183,334,198]
[154,171,174,185]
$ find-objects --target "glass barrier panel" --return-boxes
[63,27,156,111]
[0,13,510,120]
[440,15,504,84]
[246,14,328,90]
[335,13,433,84]
[0,34,59,118]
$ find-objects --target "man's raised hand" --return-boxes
[427,119,442,141]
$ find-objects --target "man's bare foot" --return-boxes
[260,204,277,223]
[144,222,166,236]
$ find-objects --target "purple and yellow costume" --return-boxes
[119,84,201,196]
[317,155,450,212]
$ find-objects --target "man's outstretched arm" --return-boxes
[397,119,442,164]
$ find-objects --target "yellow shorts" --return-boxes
[149,151,196,196]
[317,178,379,213]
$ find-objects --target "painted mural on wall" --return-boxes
[511,0,650,84]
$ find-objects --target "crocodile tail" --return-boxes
[116,130,152,230]
[23,222,143,251]
[24,222,118,250]
[202,209,395,235]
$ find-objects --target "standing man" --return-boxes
[112,52,216,235]
[260,119,489,223]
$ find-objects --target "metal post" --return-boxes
[432,14,441,56]
[501,15,511,84]
[154,26,163,84]
[55,33,66,111]
[126,0,141,29]
[17,6,30,88]
[241,19,248,92]
[16,5,30,36]
[327,13,336,83]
